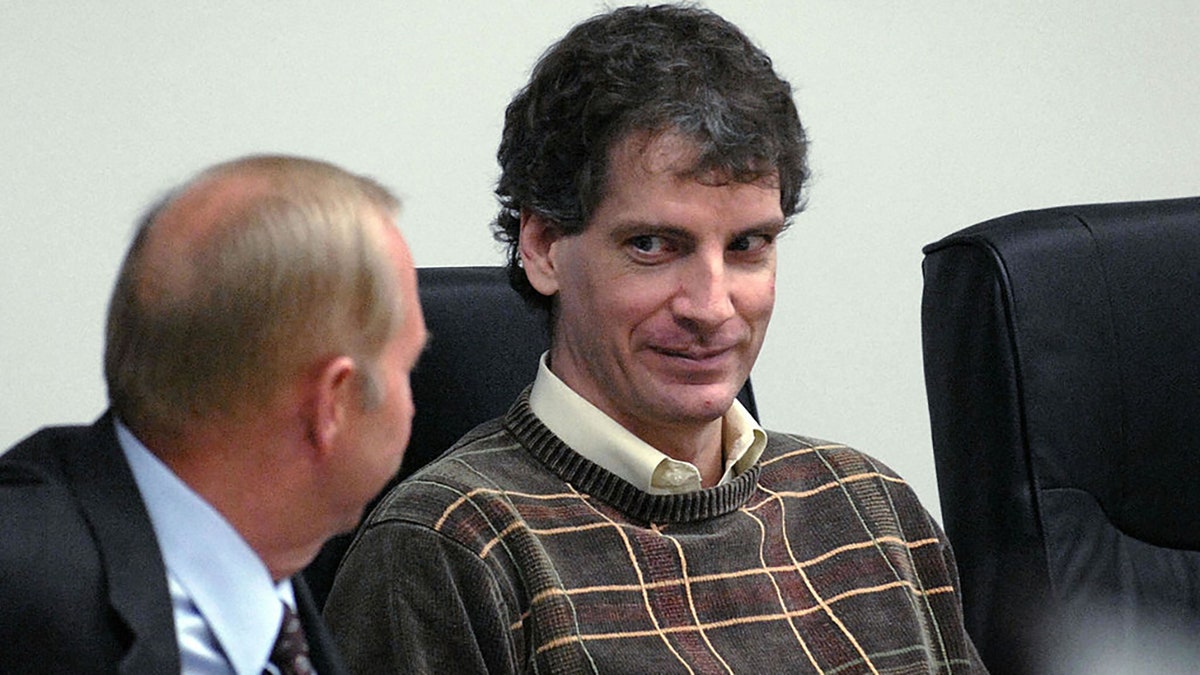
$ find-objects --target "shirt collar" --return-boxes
[529,352,766,494]
[116,420,292,675]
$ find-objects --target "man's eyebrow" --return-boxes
[609,222,691,238]
[606,218,786,244]
[741,218,787,234]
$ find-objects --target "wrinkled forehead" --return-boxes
[611,130,699,175]
[608,129,779,189]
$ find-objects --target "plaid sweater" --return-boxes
[325,393,984,674]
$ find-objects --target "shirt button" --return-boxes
[664,465,691,484]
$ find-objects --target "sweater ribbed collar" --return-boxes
[503,390,760,524]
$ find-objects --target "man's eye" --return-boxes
[629,235,667,254]
[729,233,773,253]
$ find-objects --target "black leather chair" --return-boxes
[304,266,758,609]
[920,197,1200,674]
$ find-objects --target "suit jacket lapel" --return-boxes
[293,575,349,675]
[65,415,348,674]
[66,413,180,673]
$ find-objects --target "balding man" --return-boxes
[0,155,426,674]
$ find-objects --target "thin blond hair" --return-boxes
[104,155,401,439]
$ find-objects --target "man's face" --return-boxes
[525,132,782,450]
[335,222,427,529]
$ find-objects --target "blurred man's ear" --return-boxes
[306,355,357,455]
[519,210,563,297]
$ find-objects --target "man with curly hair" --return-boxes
[326,5,983,673]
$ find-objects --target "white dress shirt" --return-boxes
[528,353,766,494]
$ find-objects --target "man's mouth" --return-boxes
[651,344,736,362]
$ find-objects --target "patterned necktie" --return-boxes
[269,602,316,675]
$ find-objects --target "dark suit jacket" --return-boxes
[0,414,348,674]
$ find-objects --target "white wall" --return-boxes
[3,1,1198,521]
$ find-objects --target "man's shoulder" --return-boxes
[2,417,182,672]
[761,430,904,478]
[759,429,936,533]
[369,417,545,521]
[2,420,110,537]
[1,416,148,573]
[415,417,526,478]
[1,422,99,492]
[0,425,112,650]
[758,430,922,513]
[2,420,122,522]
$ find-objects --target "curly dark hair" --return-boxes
[493,3,809,310]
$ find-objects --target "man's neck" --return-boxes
[530,353,745,492]
[635,418,726,486]
[138,423,316,582]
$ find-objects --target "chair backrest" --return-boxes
[304,266,759,608]
[920,197,1200,673]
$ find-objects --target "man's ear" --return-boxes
[519,210,563,297]
[307,355,358,455]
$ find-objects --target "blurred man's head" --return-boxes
[105,155,426,549]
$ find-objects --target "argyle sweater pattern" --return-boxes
[325,392,984,674]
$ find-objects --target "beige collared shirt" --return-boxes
[528,353,767,494]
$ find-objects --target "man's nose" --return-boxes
[670,252,736,329]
